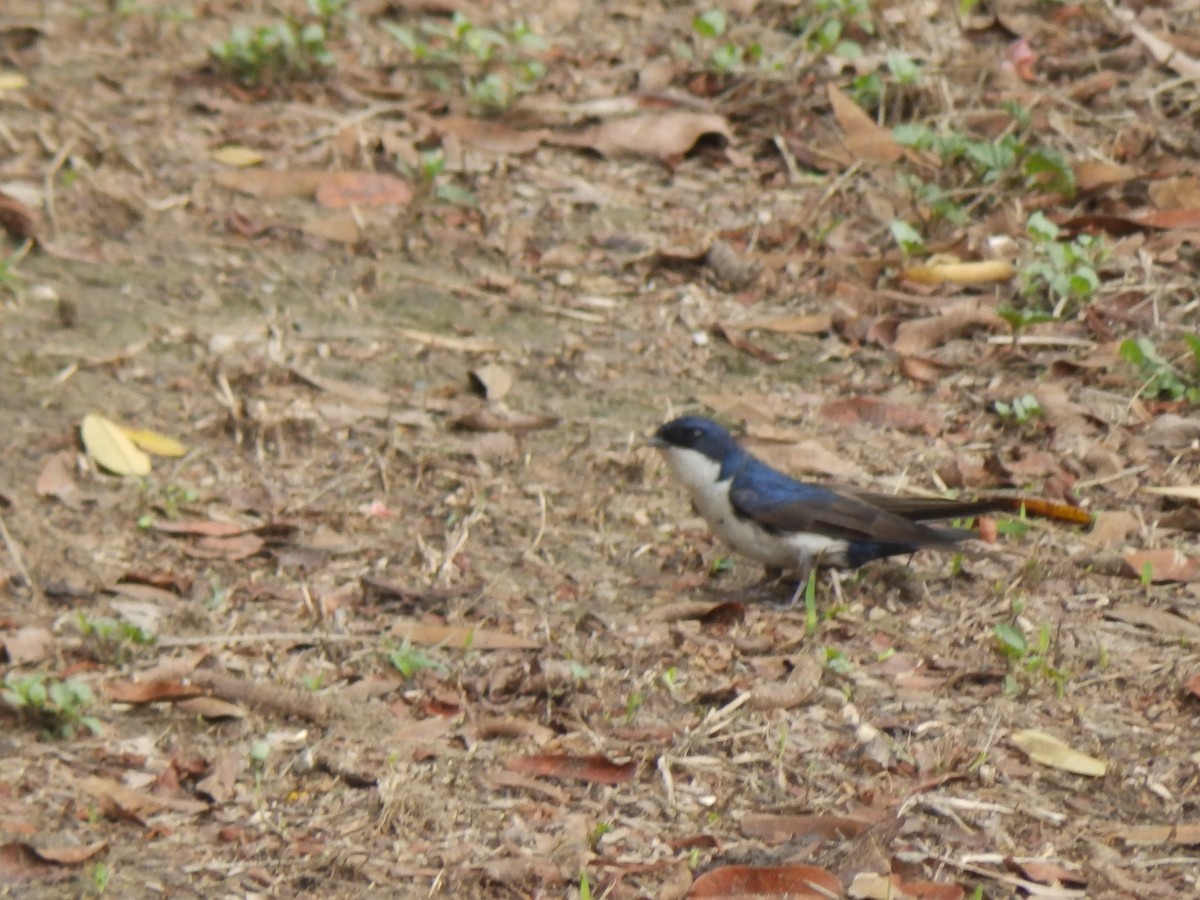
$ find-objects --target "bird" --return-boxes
[649,415,1006,603]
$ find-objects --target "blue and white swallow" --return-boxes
[650,416,1003,601]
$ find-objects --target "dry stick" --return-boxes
[41,136,76,239]
[0,512,41,605]
[190,670,333,725]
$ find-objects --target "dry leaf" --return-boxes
[1074,160,1137,192]
[35,452,76,500]
[151,519,247,537]
[184,533,265,560]
[1011,729,1107,777]
[1104,603,1200,640]
[423,115,548,154]
[891,299,1010,355]
[741,813,873,842]
[1113,823,1200,846]
[105,679,203,704]
[452,408,558,433]
[2,626,53,665]
[389,620,540,650]
[1121,548,1200,583]
[469,364,514,400]
[1143,485,1200,501]
[561,112,732,160]
[27,842,108,866]
[1090,511,1138,549]
[820,396,941,435]
[505,753,636,785]
[315,172,412,209]
[120,427,187,458]
[900,259,1015,286]
[82,775,208,821]
[828,84,903,163]
[211,145,263,167]
[691,864,842,898]
[0,190,37,240]
[81,413,151,476]
[214,169,327,200]
[176,696,247,719]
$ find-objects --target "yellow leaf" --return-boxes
[1011,729,1107,777]
[0,72,28,91]
[212,145,264,167]
[902,260,1016,286]
[81,414,151,476]
[120,427,188,458]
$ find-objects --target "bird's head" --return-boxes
[650,416,740,488]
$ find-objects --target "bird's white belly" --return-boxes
[691,479,848,571]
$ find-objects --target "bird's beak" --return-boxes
[648,434,668,449]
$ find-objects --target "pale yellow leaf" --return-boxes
[120,427,188,458]
[81,413,151,476]
[1011,729,1107,777]
[0,72,28,91]
[212,145,264,167]
[901,259,1015,285]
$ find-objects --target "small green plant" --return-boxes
[691,10,762,75]
[824,647,853,675]
[1018,211,1103,316]
[579,869,593,900]
[803,568,819,635]
[2,673,102,739]
[993,393,1043,426]
[77,613,155,664]
[851,51,922,109]
[1120,335,1200,403]
[797,0,874,57]
[710,555,735,575]
[588,821,613,851]
[993,621,1068,696]
[382,14,547,112]
[210,20,334,86]
[623,690,644,724]
[86,860,110,896]
[889,219,925,256]
[386,639,445,679]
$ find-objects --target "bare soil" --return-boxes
[2,1,1200,897]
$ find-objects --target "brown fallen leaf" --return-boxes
[1104,603,1200,640]
[82,776,208,822]
[389,620,541,650]
[741,813,874,842]
[715,322,786,363]
[1090,511,1138,549]
[151,519,247,537]
[505,753,636,785]
[184,533,266,561]
[469,363,514,401]
[690,864,842,898]
[315,172,412,208]
[35,452,76,500]
[176,696,248,719]
[828,83,903,163]
[3,626,53,665]
[555,111,732,160]
[301,213,361,244]
[0,190,37,240]
[890,300,1011,355]
[1183,673,1200,701]
[1121,548,1200,583]
[105,678,204,704]
[28,842,108,866]
[1073,160,1137,192]
[820,396,941,436]
[213,168,327,200]
[1016,860,1087,887]
[420,115,548,154]
[196,751,243,803]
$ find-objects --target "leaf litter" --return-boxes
[3,0,1200,897]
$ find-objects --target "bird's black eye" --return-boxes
[689,428,702,443]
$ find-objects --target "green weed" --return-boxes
[210,20,334,86]
[1120,335,1200,404]
[2,673,103,739]
[993,620,1068,696]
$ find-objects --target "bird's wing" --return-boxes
[832,489,1011,522]
[729,477,968,546]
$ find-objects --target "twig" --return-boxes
[42,136,76,240]
[0,512,41,605]
[190,670,332,724]
[158,631,369,648]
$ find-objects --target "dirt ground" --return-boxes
[3,1,1200,897]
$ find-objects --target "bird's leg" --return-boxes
[827,567,845,608]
